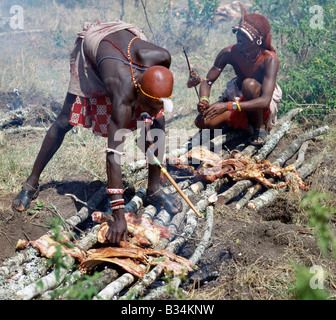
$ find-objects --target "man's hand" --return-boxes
[197,100,210,115]
[105,210,127,245]
[202,102,227,121]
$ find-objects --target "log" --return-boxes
[274,126,329,166]
[237,125,328,211]
[255,120,291,160]
[42,268,119,300]
[274,108,302,128]
[141,205,157,220]
[65,186,106,229]
[124,188,146,213]
[118,198,208,300]
[16,255,75,300]
[293,141,309,168]
[143,205,214,300]
[189,206,214,265]
[93,270,140,300]
[0,246,39,281]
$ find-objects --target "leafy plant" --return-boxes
[291,264,329,300]
[163,269,189,300]
[183,0,219,32]
[301,191,336,257]
[252,0,336,120]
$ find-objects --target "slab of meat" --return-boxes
[167,148,310,190]
[15,233,86,261]
[92,211,171,247]
[80,245,195,277]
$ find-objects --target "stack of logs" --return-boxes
[0,108,329,300]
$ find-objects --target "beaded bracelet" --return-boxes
[227,101,233,111]
[106,188,124,195]
[142,116,155,124]
[110,199,125,204]
[140,112,155,124]
[200,96,210,103]
[110,204,125,211]
[110,200,125,208]
[235,100,242,112]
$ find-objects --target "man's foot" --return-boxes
[146,189,182,214]
[248,128,268,147]
[12,182,40,212]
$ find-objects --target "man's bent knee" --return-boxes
[241,78,261,100]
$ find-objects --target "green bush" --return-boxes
[252,0,336,119]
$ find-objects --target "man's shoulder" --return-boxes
[263,49,279,61]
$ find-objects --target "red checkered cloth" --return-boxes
[69,95,164,137]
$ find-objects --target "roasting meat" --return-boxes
[16,233,86,261]
[92,211,171,247]
[16,212,195,279]
[166,147,310,190]
[80,244,195,277]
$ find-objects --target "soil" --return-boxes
[1,92,336,300]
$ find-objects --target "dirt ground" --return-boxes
[1,92,336,300]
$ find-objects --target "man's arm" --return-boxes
[199,48,231,99]
[104,88,134,245]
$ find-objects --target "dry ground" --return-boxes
[1,93,336,300]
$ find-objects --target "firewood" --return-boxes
[16,255,75,300]
[255,120,291,160]
[93,270,141,300]
[124,188,146,213]
[293,141,309,168]
[274,126,329,166]
[65,186,106,229]
[236,126,328,211]
[14,225,101,300]
[144,205,214,300]
[117,198,208,300]
[0,246,39,281]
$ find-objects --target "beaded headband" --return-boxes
[137,83,174,112]
[137,83,172,100]
[232,21,263,45]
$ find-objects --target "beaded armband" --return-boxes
[203,78,213,87]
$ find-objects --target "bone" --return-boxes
[247,154,323,210]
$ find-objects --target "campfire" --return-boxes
[0,108,329,300]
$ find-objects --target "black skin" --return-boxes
[13,29,181,245]
[195,30,279,143]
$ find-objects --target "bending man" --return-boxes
[12,20,181,245]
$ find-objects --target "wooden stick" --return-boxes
[147,149,203,218]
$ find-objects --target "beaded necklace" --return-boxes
[100,36,149,88]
